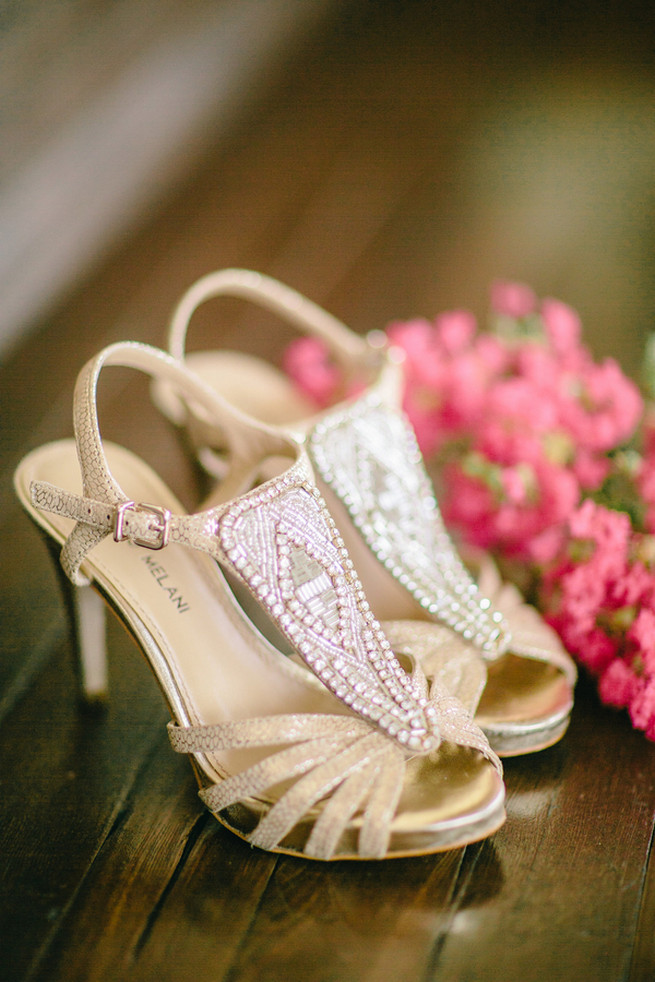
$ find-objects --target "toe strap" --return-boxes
[473,554,577,685]
[247,731,392,856]
[168,714,406,859]
[167,689,500,860]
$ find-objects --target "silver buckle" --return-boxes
[113,501,171,550]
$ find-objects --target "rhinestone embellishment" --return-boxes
[216,471,440,753]
[309,395,511,657]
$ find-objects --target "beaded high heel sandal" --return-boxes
[154,269,577,756]
[14,341,504,860]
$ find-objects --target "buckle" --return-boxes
[113,501,171,550]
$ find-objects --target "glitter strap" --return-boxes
[168,268,371,367]
[473,553,577,683]
[168,676,501,860]
[169,715,404,859]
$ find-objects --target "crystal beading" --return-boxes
[214,469,440,752]
[308,394,512,658]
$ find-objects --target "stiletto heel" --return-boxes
[155,269,577,756]
[72,584,108,704]
[43,534,108,705]
[15,341,504,859]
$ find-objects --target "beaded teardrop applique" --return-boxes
[214,470,440,753]
[308,396,511,658]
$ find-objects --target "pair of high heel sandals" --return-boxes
[15,270,576,861]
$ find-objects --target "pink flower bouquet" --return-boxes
[284,282,655,739]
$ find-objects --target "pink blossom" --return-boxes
[558,359,643,452]
[637,457,655,502]
[515,344,564,392]
[541,298,582,356]
[386,319,444,390]
[490,280,537,319]
[571,449,610,490]
[476,417,546,469]
[435,353,489,431]
[568,499,631,560]
[402,389,443,457]
[543,558,607,634]
[433,309,477,353]
[439,466,496,549]
[627,608,655,673]
[442,456,578,558]
[526,525,567,564]
[599,659,641,709]
[386,318,436,367]
[486,377,561,434]
[473,334,511,375]
[501,467,530,505]
[282,336,340,407]
[281,280,655,741]
[608,561,655,608]
[386,317,434,357]
[560,623,618,674]
[628,678,655,733]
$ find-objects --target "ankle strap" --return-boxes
[30,450,314,586]
[33,341,300,584]
[31,486,173,551]
[73,341,292,495]
[168,268,374,366]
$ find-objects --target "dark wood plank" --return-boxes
[631,838,655,982]
[0,619,166,980]
[217,850,471,982]
[28,748,277,982]
[436,679,655,981]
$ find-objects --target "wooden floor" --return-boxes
[3,2,655,979]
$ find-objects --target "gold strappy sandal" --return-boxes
[14,341,504,860]
[154,269,577,756]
